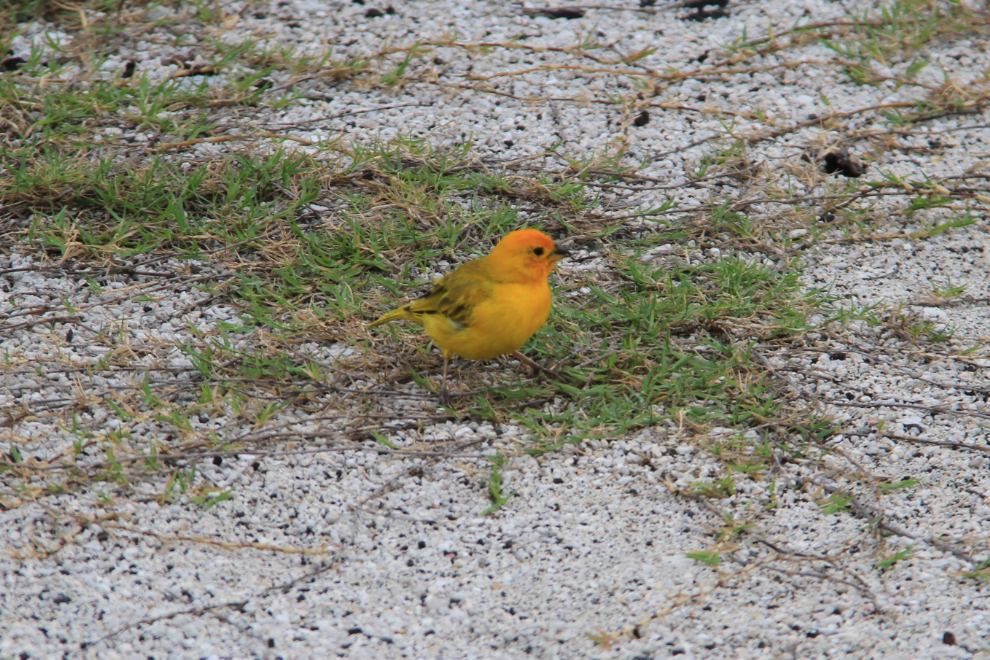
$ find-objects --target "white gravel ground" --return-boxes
[3,1,990,659]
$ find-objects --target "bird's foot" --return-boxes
[512,351,560,380]
[437,386,452,407]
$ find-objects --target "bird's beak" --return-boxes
[550,245,570,262]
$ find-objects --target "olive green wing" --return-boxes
[404,261,492,329]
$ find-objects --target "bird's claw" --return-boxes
[518,355,560,379]
[438,387,452,407]
[525,362,559,379]
[512,351,560,381]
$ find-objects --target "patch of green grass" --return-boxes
[878,477,920,492]
[692,475,736,499]
[819,491,856,515]
[962,557,990,581]
[481,451,518,515]
[507,254,827,449]
[4,127,607,453]
[887,309,956,343]
[0,0,65,25]
[816,0,990,124]
[191,488,235,509]
[824,0,983,78]
[686,550,722,567]
[717,512,755,542]
[930,279,967,300]
[876,544,914,571]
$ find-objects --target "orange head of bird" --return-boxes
[487,229,569,281]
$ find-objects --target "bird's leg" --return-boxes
[438,351,452,406]
[512,351,560,380]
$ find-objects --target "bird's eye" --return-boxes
[533,247,545,256]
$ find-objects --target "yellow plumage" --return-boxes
[369,229,568,402]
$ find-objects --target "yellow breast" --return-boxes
[421,281,552,360]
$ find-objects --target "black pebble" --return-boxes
[528,7,585,19]
[682,6,728,21]
[1,56,25,71]
[822,150,865,178]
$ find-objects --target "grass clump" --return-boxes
[0,131,835,503]
[504,252,830,449]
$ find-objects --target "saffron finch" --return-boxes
[368,229,569,403]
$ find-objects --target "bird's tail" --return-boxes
[368,306,418,329]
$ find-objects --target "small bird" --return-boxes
[368,229,569,403]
